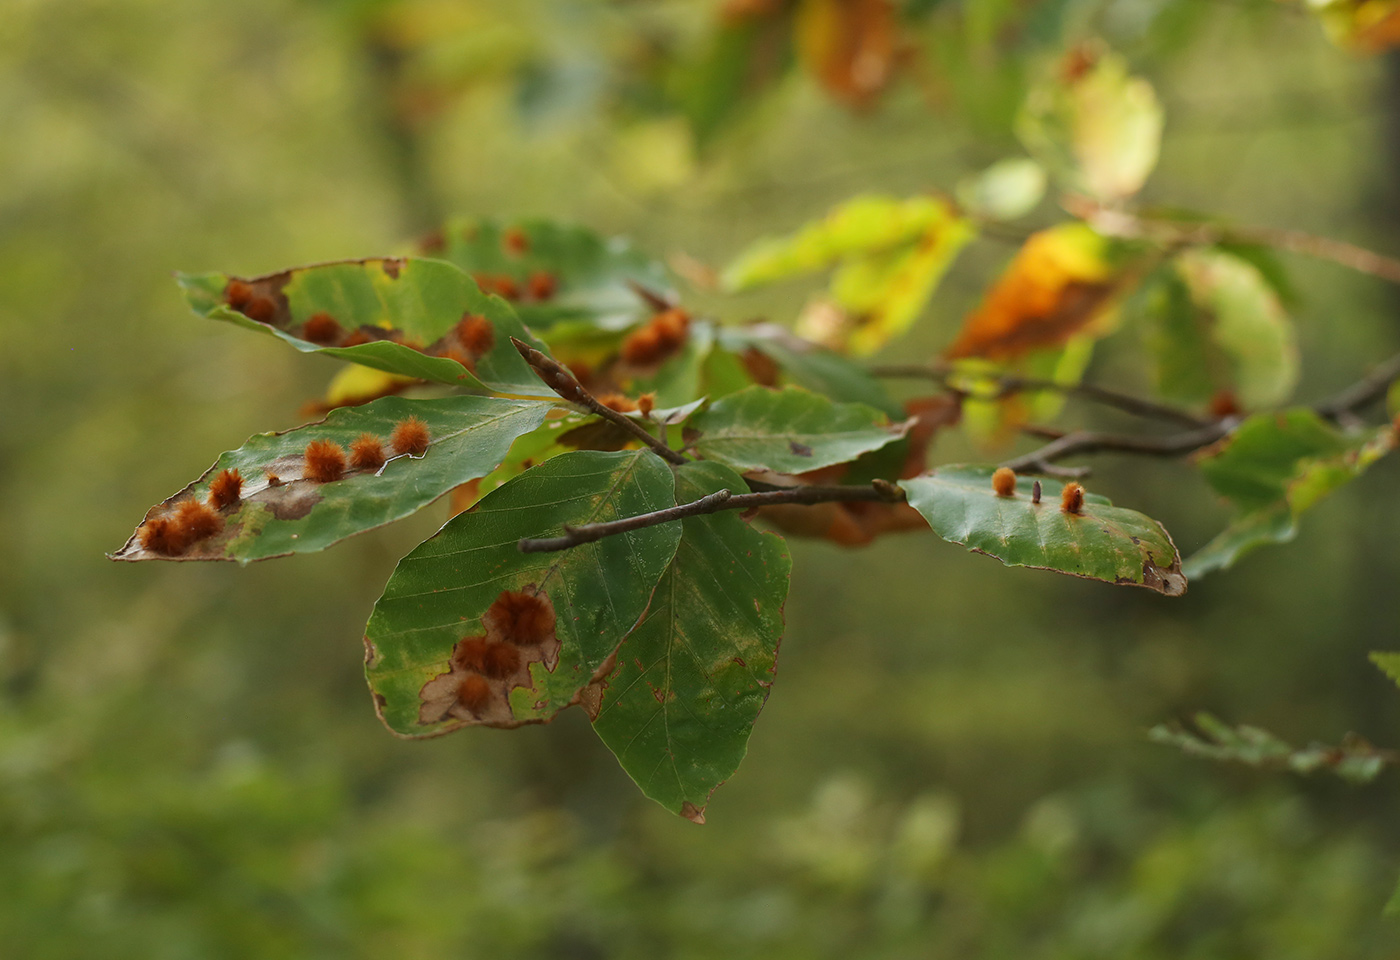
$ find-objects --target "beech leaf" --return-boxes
[592,461,791,822]
[1184,410,1396,577]
[899,467,1186,595]
[178,258,554,396]
[110,396,552,563]
[363,449,681,737]
[689,385,909,474]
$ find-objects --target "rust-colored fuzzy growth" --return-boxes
[525,270,557,301]
[208,468,243,509]
[597,393,639,413]
[176,499,224,541]
[454,314,495,356]
[456,674,493,716]
[349,434,386,471]
[240,297,277,323]
[620,308,690,366]
[391,417,431,456]
[139,516,189,556]
[224,279,253,309]
[1060,482,1085,515]
[483,590,557,647]
[502,226,530,256]
[304,439,346,483]
[301,312,344,345]
[451,635,522,680]
[991,467,1017,498]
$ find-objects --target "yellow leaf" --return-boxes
[1307,0,1400,53]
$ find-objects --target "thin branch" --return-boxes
[510,337,688,466]
[1072,198,1400,286]
[519,481,905,554]
[870,364,1210,428]
[999,421,1235,474]
[1315,350,1400,420]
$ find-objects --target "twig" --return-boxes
[519,482,905,553]
[870,364,1209,428]
[1315,351,1400,420]
[510,337,688,466]
[999,421,1235,474]
[1071,198,1400,286]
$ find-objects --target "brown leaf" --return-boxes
[795,0,901,108]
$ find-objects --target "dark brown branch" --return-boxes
[1315,351,1400,420]
[999,421,1234,474]
[510,337,688,466]
[870,364,1209,428]
[518,482,905,554]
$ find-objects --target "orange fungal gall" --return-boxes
[175,499,224,541]
[224,279,253,309]
[991,467,1017,498]
[1060,482,1085,515]
[302,312,344,345]
[456,674,492,715]
[525,270,557,301]
[454,314,495,355]
[241,296,277,323]
[483,590,557,647]
[391,417,431,456]
[208,468,243,509]
[304,439,346,483]
[349,434,386,471]
[139,516,190,555]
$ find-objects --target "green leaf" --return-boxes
[364,449,681,738]
[955,157,1047,221]
[592,461,791,822]
[177,258,554,396]
[1370,652,1400,690]
[689,385,908,475]
[1184,410,1396,577]
[425,218,674,331]
[1149,713,1393,784]
[110,395,551,563]
[1016,44,1163,201]
[1175,249,1299,408]
[716,325,902,418]
[899,467,1187,595]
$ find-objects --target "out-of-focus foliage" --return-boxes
[7,0,1400,954]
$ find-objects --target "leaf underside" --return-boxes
[111,395,551,563]
[178,257,554,396]
[899,467,1186,596]
[364,449,681,738]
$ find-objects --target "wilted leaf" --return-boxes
[794,0,900,108]
[1150,712,1394,784]
[178,258,553,396]
[943,223,1120,362]
[592,461,791,821]
[690,385,909,474]
[422,218,674,331]
[1016,43,1163,201]
[899,466,1186,594]
[1185,410,1397,577]
[364,449,681,737]
[110,395,551,563]
[955,157,1047,221]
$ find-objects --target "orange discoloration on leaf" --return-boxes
[944,225,1117,362]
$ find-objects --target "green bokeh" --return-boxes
[4,1,1400,956]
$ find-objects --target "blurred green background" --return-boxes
[5,0,1400,956]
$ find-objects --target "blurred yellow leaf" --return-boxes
[944,222,1117,362]
[1017,43,1163,202]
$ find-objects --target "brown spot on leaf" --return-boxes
[381,258,405,279]
[417,588,564,728]
[788,440,813,457]
[740,347,780,386]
